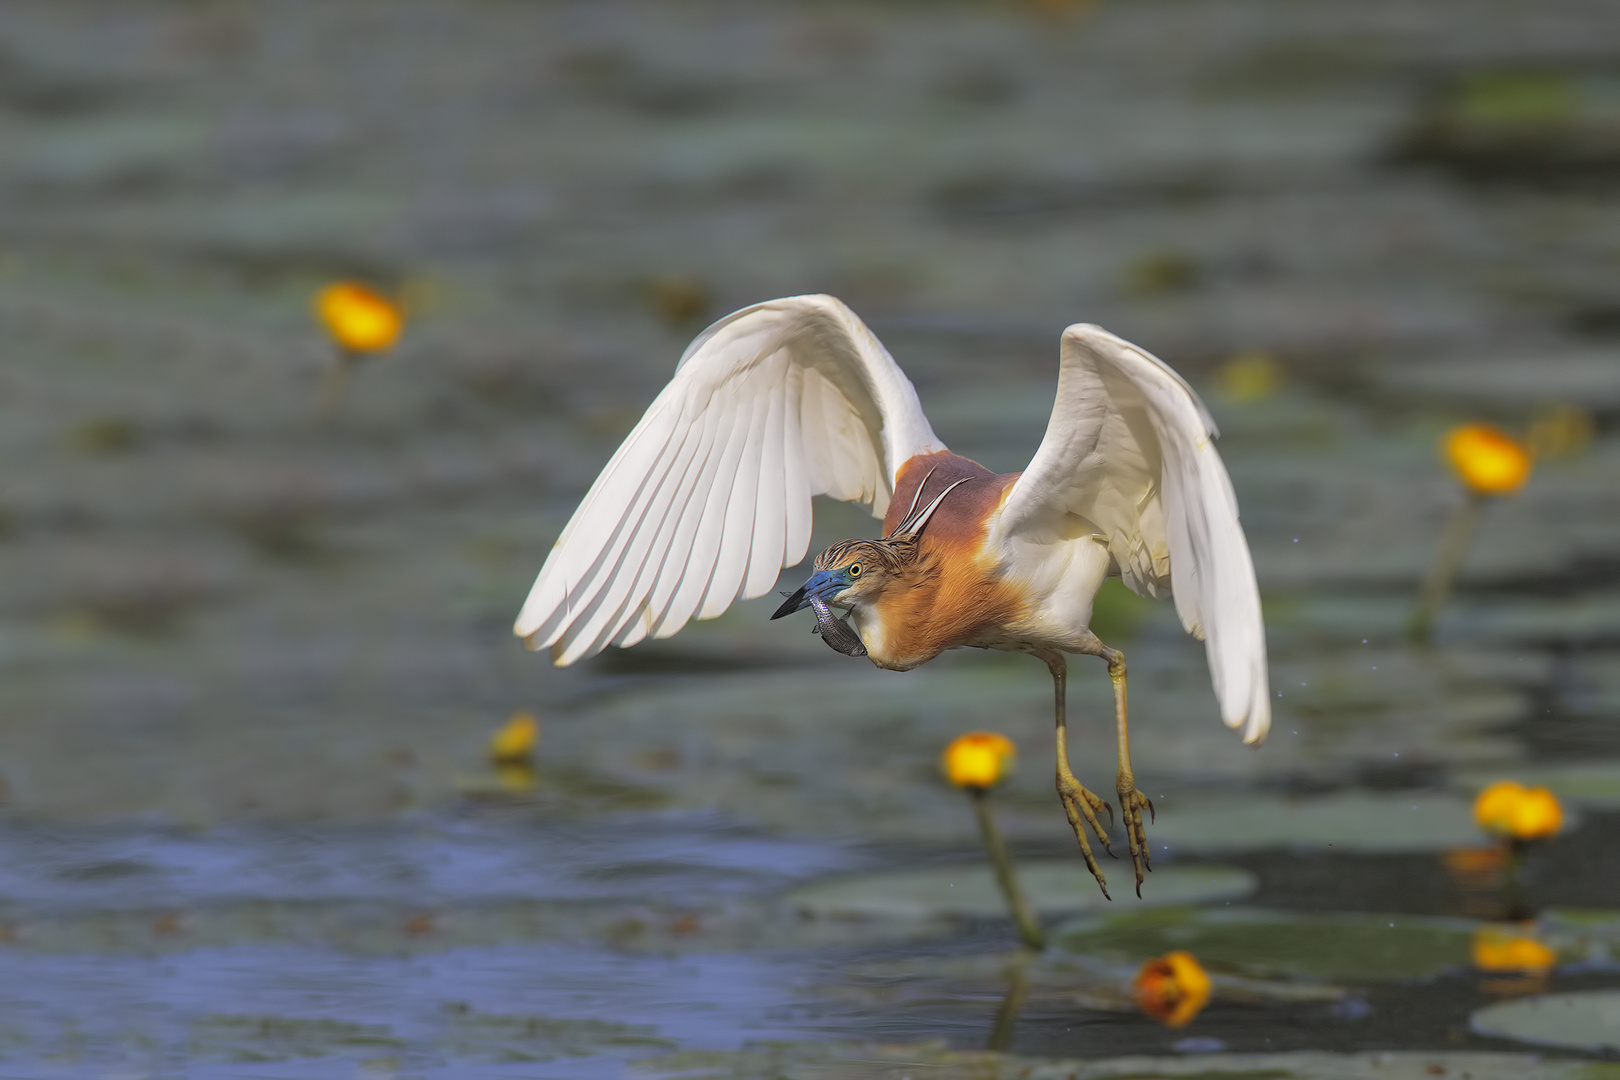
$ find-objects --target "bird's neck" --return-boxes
[854,540,1001,671]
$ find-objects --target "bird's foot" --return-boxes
[1057,770,1114,899]
[1116,776,1155,897]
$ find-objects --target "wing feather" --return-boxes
[522,397,686,649]
[551,397,708,664]
[697,386,768,620]
[514,395,682,647]
[640,396,726,638]
[999,324,1269,744]
[515,295,945,663]
[744,375,789,597]
[654,377,751,637]
[605,399,722,651]
[781,363,814,567]
[804,367,844,497]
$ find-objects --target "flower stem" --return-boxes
[317,349,360,417]
[971,788,1044,950]
[1503,839,1530,921]
[1409,492,1485,644]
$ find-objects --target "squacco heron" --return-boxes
[515,295,1270,897]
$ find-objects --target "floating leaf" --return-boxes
[1472,991,1620,1052]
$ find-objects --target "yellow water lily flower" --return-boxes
[941,731,1017,790]
[489,712,539,765]
[1474,780,1563,841]
[314,282,404,354]
[1444,424,1531,497]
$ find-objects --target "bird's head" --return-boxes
[773,472,966,624]
[770,538,901,620]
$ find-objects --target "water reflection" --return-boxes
[985,952,1032,1051]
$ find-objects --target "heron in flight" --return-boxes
[515,295,1269,897]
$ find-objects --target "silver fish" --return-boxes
[808,595,867,657]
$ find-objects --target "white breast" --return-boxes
[996,528,1115,648]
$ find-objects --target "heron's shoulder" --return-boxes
[886,451,1018,544]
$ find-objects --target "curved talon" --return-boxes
[1057,772,1113,898]
[1116,782,1154,895]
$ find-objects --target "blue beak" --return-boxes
[769,568,841,620]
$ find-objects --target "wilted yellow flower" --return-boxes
[941,731,1017,790]
[314,282,404,354]
[1444,424,1531,497]
[1214,351,1283,404]
[490,712,539,765]
[1134,950,1212,1028]
[1525,403,1594,462]
[1473,924,1557,972]
[1474,780,1563,841]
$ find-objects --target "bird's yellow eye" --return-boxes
[848,563,862,578]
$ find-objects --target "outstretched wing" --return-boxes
[999,324,1269,744]
[515,295,945,666]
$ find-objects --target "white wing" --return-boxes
[515,295,945,666]
[999,324,1270,744]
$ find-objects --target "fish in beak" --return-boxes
[770,569,866,657]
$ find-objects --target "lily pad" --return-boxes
[1055,908,1477,979]
[785,862,1254,919]
[1148,792,1484,854]
[1471,991,1620,1052]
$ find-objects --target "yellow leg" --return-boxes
[1095,643,1153,896]
[1034,648,1113,898]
